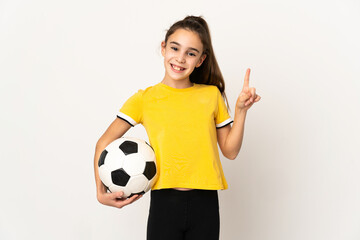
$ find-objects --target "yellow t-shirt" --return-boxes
[117,82,233,190]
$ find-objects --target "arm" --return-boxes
[94,117,142,208]
[217,109,247,160]
[217,68,261,160]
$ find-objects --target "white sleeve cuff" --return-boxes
[117,112,138,127]
[216,118,233,129]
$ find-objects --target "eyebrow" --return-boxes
[169,41,200,53]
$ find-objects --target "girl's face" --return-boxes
[161,28,206,85]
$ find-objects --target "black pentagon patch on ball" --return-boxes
[119,141,138,155]
[111,168,130,186]
[98,149,108,167]
[143,162,156,180]
[128,191,145,198]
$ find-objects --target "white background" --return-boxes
[1,0,359,239]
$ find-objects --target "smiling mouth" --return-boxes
[171,64,186,71]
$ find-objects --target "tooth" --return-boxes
[171,64,184,71]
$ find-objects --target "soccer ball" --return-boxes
[98,136,157,198]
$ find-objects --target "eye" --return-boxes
[171,47,178,51]
[188,52,196,57]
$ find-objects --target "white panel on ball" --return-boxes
[122,154,146,176]
[126,175,149,193]
[110,184,131,198]
[104,148,125,170]
[98,165,113,188]
[138,144,156,162]
[144,175,157,193]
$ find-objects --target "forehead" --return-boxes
[168,28,203,51]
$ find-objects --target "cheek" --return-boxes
[164,53,175,62]
[163,54,171,63]
[190,58,200,68]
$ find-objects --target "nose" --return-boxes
[176,52,186,64]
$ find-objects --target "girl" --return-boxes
[94,15,260,240]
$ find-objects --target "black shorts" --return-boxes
[147,188,220,240]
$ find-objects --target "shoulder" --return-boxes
[197,83,219,91]
[195,84,220,98]
[131,84,158,98]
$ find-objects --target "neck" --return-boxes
[161,78,193,89]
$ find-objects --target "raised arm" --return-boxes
[94,117,142,208]
[217,68,261,160]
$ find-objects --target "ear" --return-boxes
[196,54,207,68]
[161,41,166,57]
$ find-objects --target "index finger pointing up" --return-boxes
[243,68,250,89]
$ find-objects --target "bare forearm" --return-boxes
[225,109,247,160]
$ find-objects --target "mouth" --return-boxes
[170,63,186,72]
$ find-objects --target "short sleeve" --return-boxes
[117,90,143,127]
[215,88,233,129]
